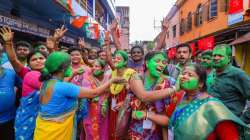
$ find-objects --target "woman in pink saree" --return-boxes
[81,59,110,140]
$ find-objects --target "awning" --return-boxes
[230,32,250,45]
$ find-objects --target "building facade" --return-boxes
[116,6,130,49]
[162,0,250,74]
[0,0,116,47]
[165,5,180,49]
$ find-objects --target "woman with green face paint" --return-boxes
[166,64,249,140]
[108,50,137,140]
[81,59,110,140]
[33,51,124,140]
[128,51,177,139]
[106,50,177,140]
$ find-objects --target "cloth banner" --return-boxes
[229,0,243,14]
[189,43,196,56]
[197,36,215,51]
[70,16,88,29]
[168,47,176,59]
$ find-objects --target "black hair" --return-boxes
[131,46,144,55]
[144,51,166,62]
[184,64,207,92]
[97,49,105,55]
[95,59,106,68]
[15,41,32,49]
[201,50,212,57]
[27,50,47,65]
[34,41,46,47]
[195,50,202,56]
[176,44,192,54]
[68,47,82,54]
[82,48,89,53]
[144,51,167,71]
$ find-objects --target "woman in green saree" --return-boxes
[167,64,249,140]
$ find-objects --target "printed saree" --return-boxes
[129,76,172,140]
[168,97,249,140]
[109,68,136,140]
[82,74,110,140]
[15,90,40,140]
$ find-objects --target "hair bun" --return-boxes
[42,68,49,75]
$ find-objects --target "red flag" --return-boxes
[229,0,243,14]
[198,36,214,51]
[93,23,100,39]
[71,16,88,28]
[189,43,196,56]
[168,47,176,60]
[67,0,73,15]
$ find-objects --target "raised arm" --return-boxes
[129,73,176,102]
[78,77,125,98]
[154,18,169,51]
[78,37,93,67]
[110,20,122,50]
[104,37,115,70]
[46,25,68,53]
[0,27,23,73]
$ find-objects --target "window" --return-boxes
[78,0,87,10]
[187,12,192,31]
[180,18,185,35]
[220,0,228,12]
[172,25,176,38]
[87,0,94,16]
[195,4,203,26]
[209,0,218,18]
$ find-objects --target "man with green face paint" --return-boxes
[210,44,250,124]
[200,50,215,93]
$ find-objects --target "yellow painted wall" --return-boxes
[235,44,250,75]
[179,0,228,43]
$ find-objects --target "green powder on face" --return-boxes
[181,77,199,91]
[93,70,104,76]
[135,111,144,119]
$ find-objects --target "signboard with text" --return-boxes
[228,12,244,25]
[0,14,76,44]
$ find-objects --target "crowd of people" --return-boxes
[0,19,250,140]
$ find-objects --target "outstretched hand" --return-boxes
[110,20,118,32]
[161,18,169,31]
[104,32,110,46]
[78,37,86,49]
[53,25,67,40]
[0,26,14,42]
